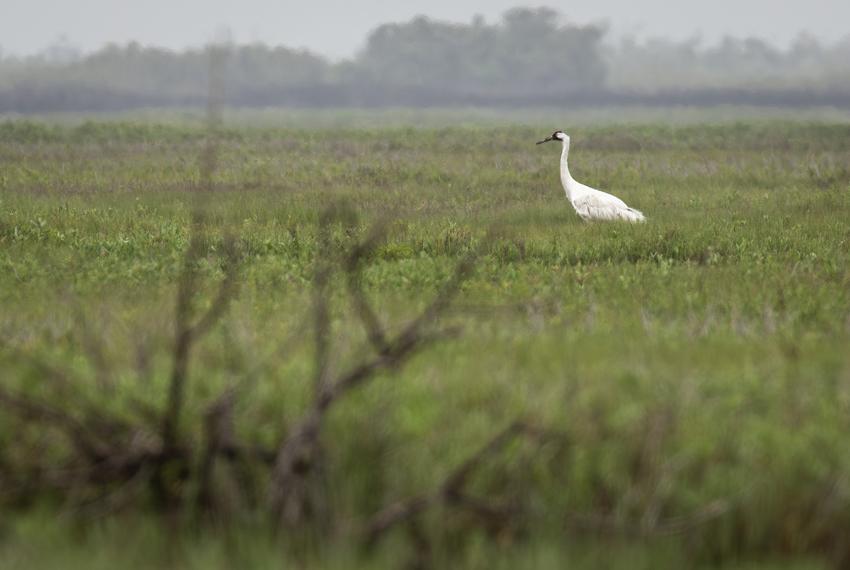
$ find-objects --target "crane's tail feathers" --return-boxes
[625,207,646,223]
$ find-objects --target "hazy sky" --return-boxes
[3,0,849,58]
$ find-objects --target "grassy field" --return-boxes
[1,120,849,568]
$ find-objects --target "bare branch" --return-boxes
[270,228,483,527]
[196,389,236,512]
[0,386,108,459]
[312,212,334,396]
[364,495,433,546]
[154,43,232,508]
[191,239,240,340]
[565,499,730,538]
[328,248,478,405]
[363,419,532,546]
[316,329,446,412]
[345,221,391,355]
[391,248,477,348]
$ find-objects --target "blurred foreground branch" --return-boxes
[268,209,479,527]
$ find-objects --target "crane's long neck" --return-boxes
[559,139,575,200]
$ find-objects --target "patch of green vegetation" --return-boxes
[0,511,830,569]
[1,121,849,567]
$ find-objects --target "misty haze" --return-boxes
[1,5,849,113]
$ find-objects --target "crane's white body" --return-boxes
[550,133,645,223]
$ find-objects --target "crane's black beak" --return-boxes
[536,136,554,145]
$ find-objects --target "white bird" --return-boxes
[537,131,646,222]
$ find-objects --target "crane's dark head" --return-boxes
[536,130,569,145]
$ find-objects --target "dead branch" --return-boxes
[191,239,241,340]
[329,250,477,406]
[441,420,527,494]
[67,464,154,520]
[196,389,236,512]
[312,211,333,396]
[0,342,148,450]
[161,237,239,449]
[154,44,235,508]
[652,499,730,535]
[0,385,109,460]
[154,236,240,507]
[160,236,202,458]
[363,420,539,547]
[0,40,249,517]
[565,498,731,538]
[344,221,391,355]
[268,220,480,528]
[0,382,170,504]
[195,383,280,515]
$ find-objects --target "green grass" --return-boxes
[1,120,849,568]
[0,511,832,570]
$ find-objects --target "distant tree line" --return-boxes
[1,7,849,112]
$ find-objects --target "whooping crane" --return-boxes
[537,131,646,222]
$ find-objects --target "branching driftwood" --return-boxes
[0,383,163,490]
[269,214,479,527]
[153,233,241,507]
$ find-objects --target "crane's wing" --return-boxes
[573,189,645,222]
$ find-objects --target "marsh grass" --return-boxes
[1,121,849,567]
